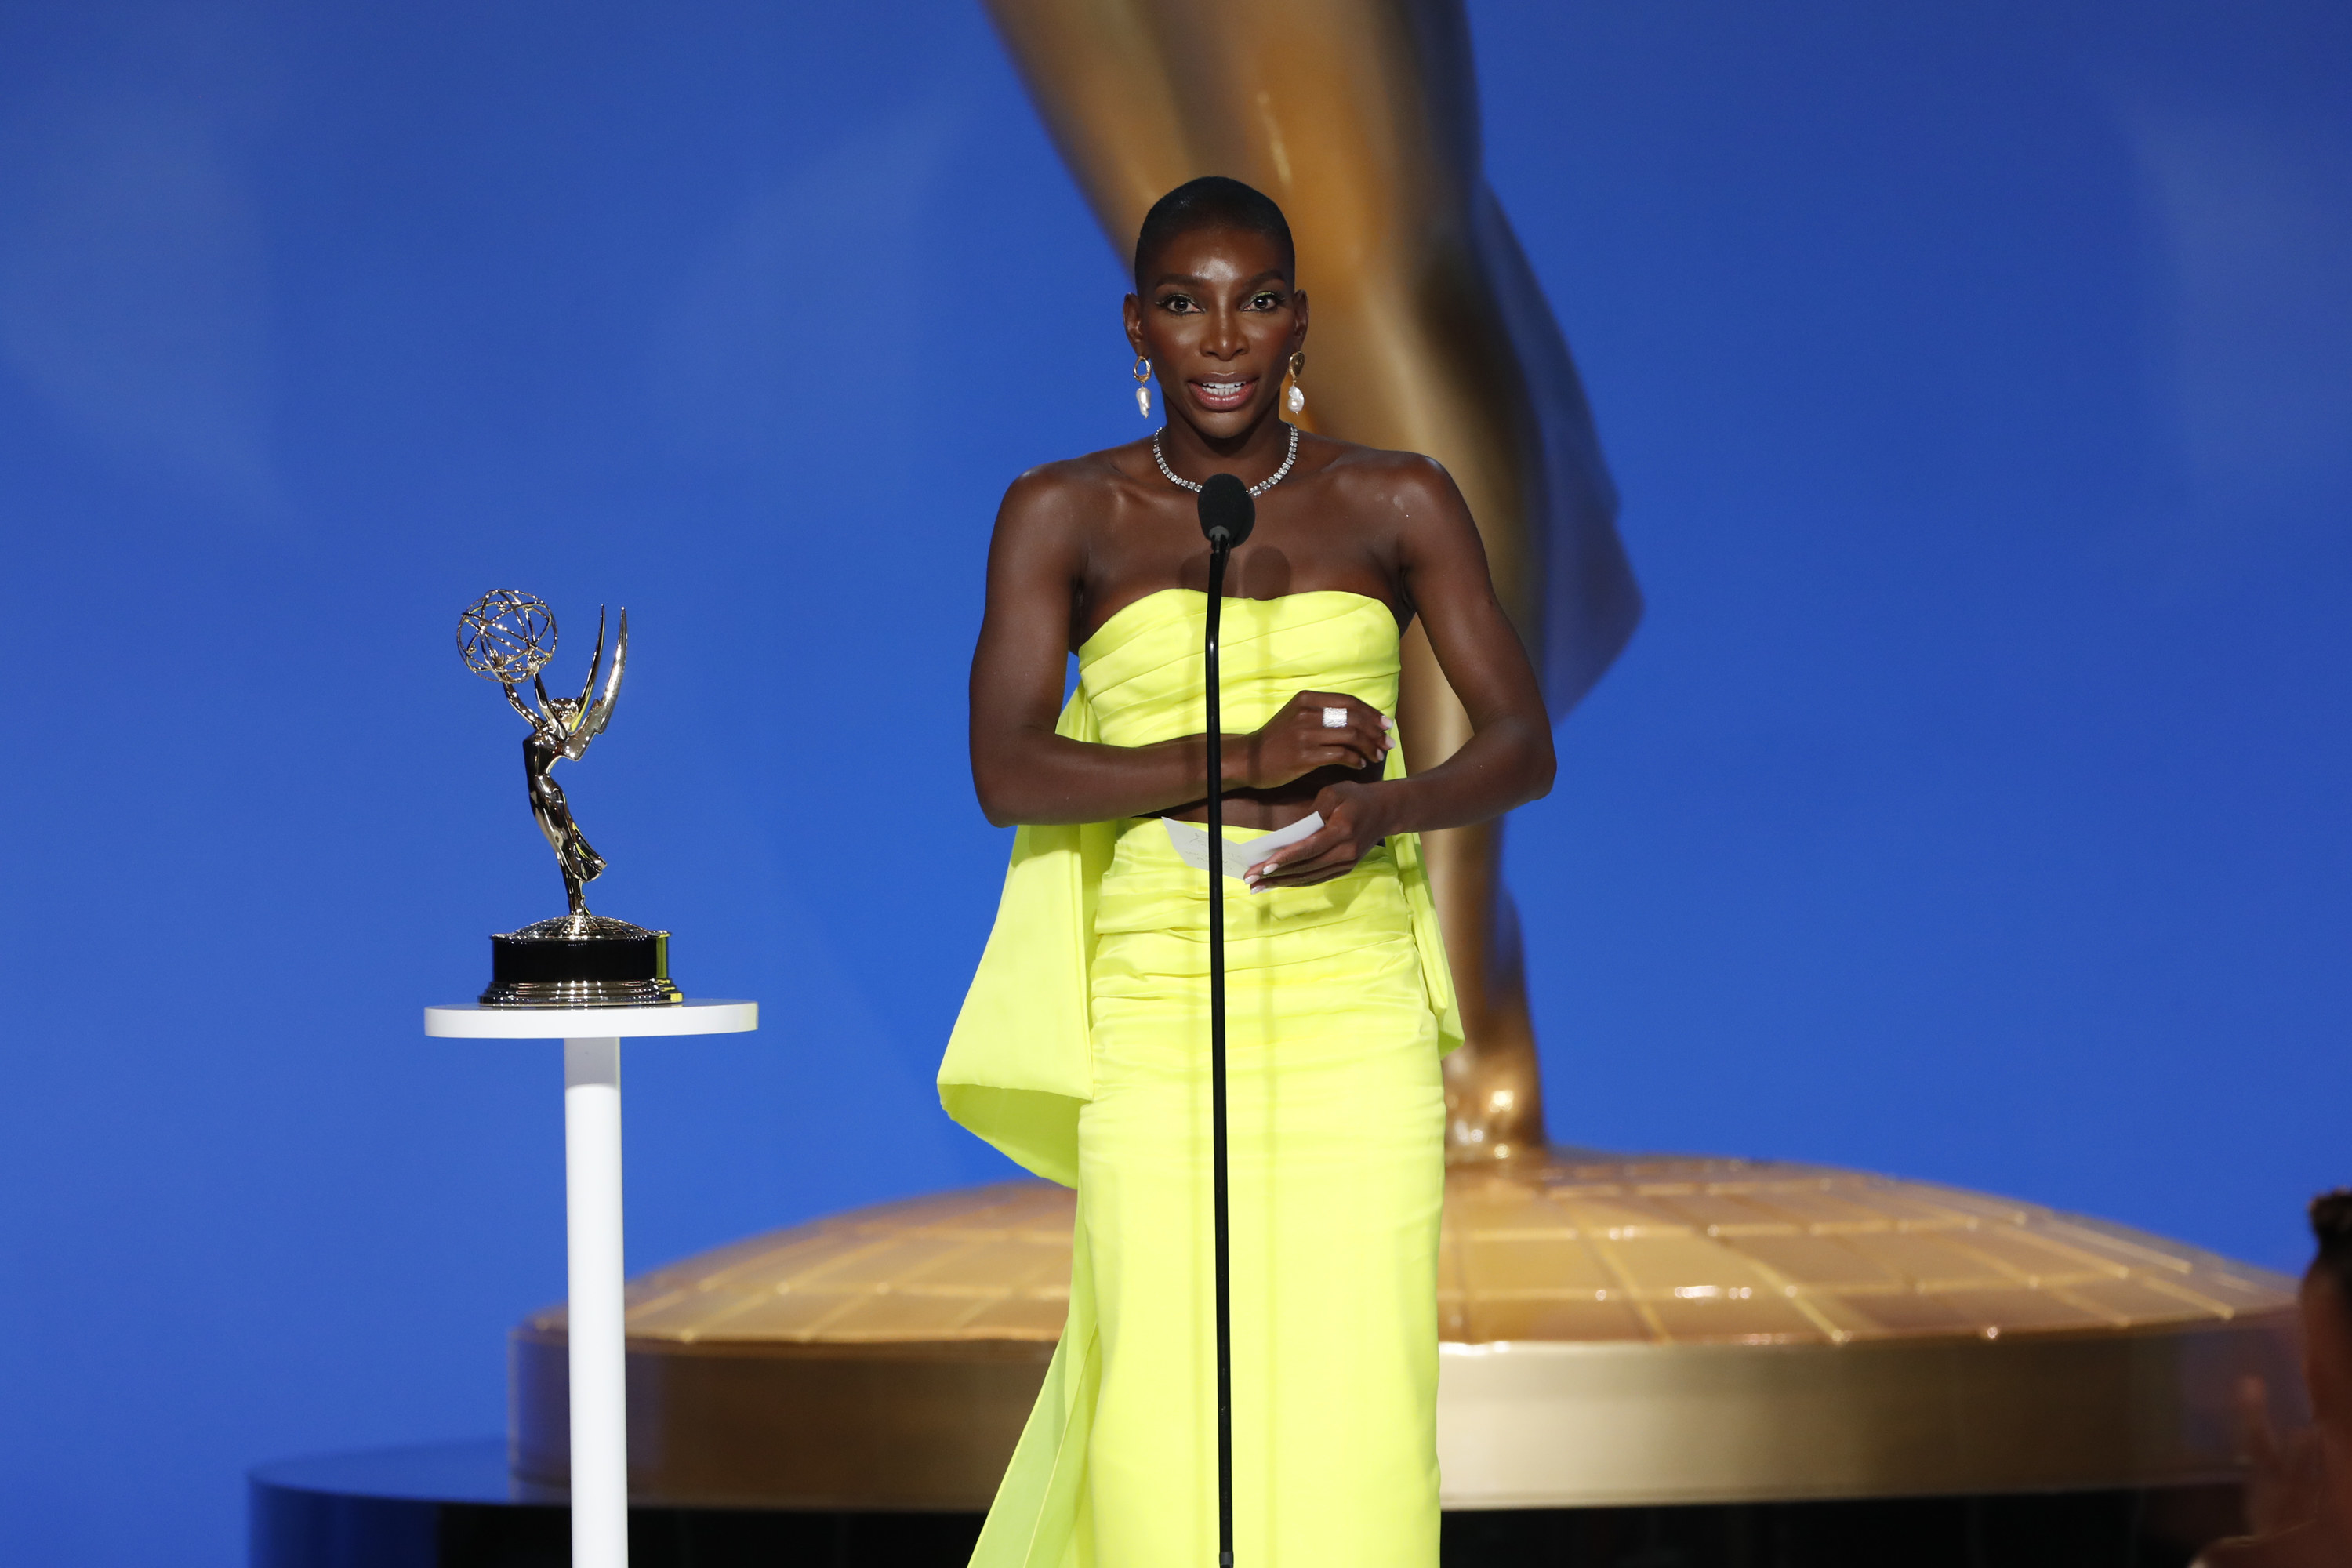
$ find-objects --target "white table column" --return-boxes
[426,1000,757,1568]
[564,1036,626,1568]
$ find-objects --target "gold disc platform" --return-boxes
[510,1149,2299,1510]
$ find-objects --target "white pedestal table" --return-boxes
[423,1000,758,1568]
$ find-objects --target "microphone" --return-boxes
[1197,473,1256,550]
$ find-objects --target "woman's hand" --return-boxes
[1243,780,1397,890]
[1240,691,1392,790]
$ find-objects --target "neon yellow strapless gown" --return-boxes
[939,590,1461,1568]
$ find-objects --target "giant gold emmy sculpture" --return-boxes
[508,0,2299,1515]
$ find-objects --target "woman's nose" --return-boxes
[1203,310,1247,358]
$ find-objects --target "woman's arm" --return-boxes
[967,466,1388,829]
[1247,456,1555,887]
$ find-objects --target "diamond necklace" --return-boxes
[1152,420,1299,499]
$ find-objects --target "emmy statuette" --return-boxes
[456,590,681,1007]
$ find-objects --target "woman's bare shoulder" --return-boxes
[990,441,1155,561]
[1306,436,1468,528]
[1000,441,1155,514]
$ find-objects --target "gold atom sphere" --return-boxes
[457,589,555,683]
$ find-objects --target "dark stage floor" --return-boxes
[250,1441,2242,1568]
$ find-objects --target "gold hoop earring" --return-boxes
[1284,351,1307,415]
[1133,354,1152,419]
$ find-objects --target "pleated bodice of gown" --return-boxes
[1076,586,1403,746]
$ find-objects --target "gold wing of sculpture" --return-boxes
[572,607,607,724]
[563,608,626,761]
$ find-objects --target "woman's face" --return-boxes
[1125,225,1307,441]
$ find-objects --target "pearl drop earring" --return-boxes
[1284,351,1307,415]
[1133,354,1153,418]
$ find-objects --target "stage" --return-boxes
[250,1439,2241,1567]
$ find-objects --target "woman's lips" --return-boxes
[1188,376,1257,412]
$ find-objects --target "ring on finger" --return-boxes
[1321,705,1348,728]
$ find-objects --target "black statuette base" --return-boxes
[482,914,682,1008]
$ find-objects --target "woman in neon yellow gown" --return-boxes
[940,178,1555,1568]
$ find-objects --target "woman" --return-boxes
[939,176,1555,1567]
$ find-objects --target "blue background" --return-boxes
[2,2,2347,1561]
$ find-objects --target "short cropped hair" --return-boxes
[1133,176,1296,291]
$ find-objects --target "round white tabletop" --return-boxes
[423,1000,757,1039]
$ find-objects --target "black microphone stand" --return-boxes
[1195,472,1254,1568]
[1205,540,1236,1568]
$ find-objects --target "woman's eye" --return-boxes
[1250,293,1283,310]
[1159,295,1196,314]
